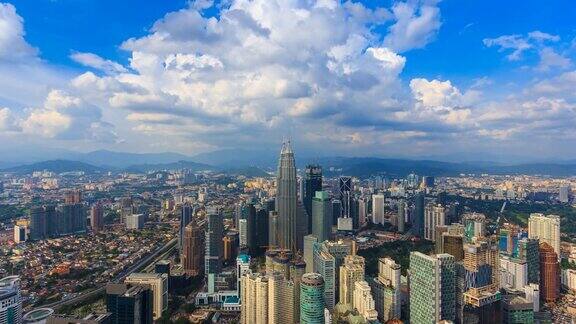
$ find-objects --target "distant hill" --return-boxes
[124,160,213,173]
[76,150,194,168]
[223,166,271,177]
[2,160,104,174]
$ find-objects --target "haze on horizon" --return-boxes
[0,0,575,162]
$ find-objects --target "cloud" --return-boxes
[483,34,532,61]
[528,31,560,42]
[536,47,571,71]
[70,52,128,74]
[21,90,117,142]
[384,0,442,52]
[0,3,37,60]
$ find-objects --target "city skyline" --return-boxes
[0,0,575,161]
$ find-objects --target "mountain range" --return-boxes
[2,149,576,177]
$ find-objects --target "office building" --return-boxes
[276,141,298,252]
[410,252,456,323]
[106,283,153,324]
[236,254,251,297]
[339,255,365,305]
[539,242,559,303]
[90,203,104,233]
[501,294,534,324]
[268,272,296,324]
[312,191,332,242]
[528,213,560,260]
[313,243,336,310]
[179,204,193,249]
[182,221,204,276]
[205,209,224,276]
[353,281,378,321]
[424,203,445,241]
[303,164,322,231]
[125,214,145,230]
[559,185,571,203]
[58,198,86,235]
[338,176,353,220]
[268,211,279,248]
[29,206,56,240]
[422,176,435,188]
[0,276,22,324]
[240,273,269,324]
[300,273,325,324]
[358,197,369,228]
[517,238,540,284]
[255,207,269,250]
[462,213,486,242]
[241,201,257,253]
[125,273,168,320]
[239,219,248,248]
[13,220,29,243]
[438,231,464,261]
[500,256,528,290]
[371,194,385,225]
[369,258,401,321]
[397,200,405,233]
[303,235,318,273]
[413,192,425,238]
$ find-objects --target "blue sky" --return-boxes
[0,0,575,161]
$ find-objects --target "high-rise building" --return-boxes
[499,255,528,290]
[539,242,559,303]
[353,281,378,321]
[239,219,248,247]
[528,213,560,260]
[242,201,257,254]
[236,254,251,297]
[358,197,369,228]
[205,208,224,276]
[240,273,269,324]
[413,192,425,238]
[125,273,168,320]
[311,191,332,242]
[303,164,322,232]
[559,185,571,203]
[125,214,145,230]
[313,243,336,310]
[276,141,298,252]
[424,203,445,241]
[369,257,401,321]
[462,213,486,242]
[179,203,193,249]
[13,220,29,244]
[338,176,353,220]
[269,211,279,247]
[339,255,365,305]
[331,200,341,226]
[409,252,456,323]
[90,203,104,233]
[0,276,22,324]
[106,283,153,324]
[422,176,435,188]
[397,199,405,233]
[303,235,318,273]
[29,206,58,240]
[517,238,540,284]
[501,294,534,324]
[255,207,269,250]
[300,273,325,324]
[58,201,86,235]
[182,221,204,276]
[372,194,385,225]
[268,272,296,324]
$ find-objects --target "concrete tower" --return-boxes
[276,141,298,252]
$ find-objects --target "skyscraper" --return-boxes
[370,258,401,322]
[179,203,193,249]
[276,141,298,252]
[241,273,269,324]
[269,272,296,324]
[424,203,445,241]
[313,243,336,310]
[339,255,365,305]
[106,283,153,324]
[528,213,560,260]
[205,208,224,278]
[125,273,168,321]
[413,192,425,238]
[0,276,22,324]
[397,199,405,233]
[312,191,332,242]
[372,194,385,225]
[559,185,571,203]
[182,221,204,276]
[303,164,322,231]
[339,176,353,219]
[353,281,378,321]
[517,238,540,284]
[304,235,318,273]
[90,203,104,233]
[539,242,559,303]
[300,273,325,324]
[409,252,456,323]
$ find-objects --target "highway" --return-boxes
[40,238,178,311]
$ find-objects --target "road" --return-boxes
[41,238,178,311]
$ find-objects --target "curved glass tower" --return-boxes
[276,141,298,252]
[300,273,325,324]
